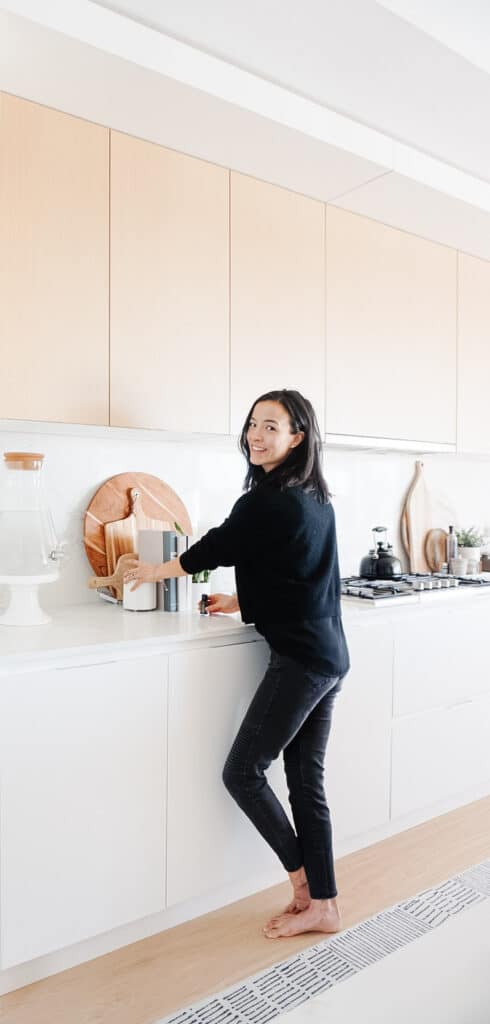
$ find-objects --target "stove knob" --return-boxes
[413,581,424,591]
[431,579,442,589]
[441,579,451,588]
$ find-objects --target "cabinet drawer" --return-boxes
[391,695,490,819]
[393,604,490,716]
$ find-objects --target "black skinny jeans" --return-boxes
[222,649,343,900]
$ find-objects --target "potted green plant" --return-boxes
[456,527,483,571]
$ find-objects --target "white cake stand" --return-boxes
[0,571,59,626]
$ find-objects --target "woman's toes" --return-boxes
[263,911,296,937]
[266,913,286,927]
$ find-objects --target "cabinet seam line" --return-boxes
[108,129,111,427]
[228,169,232,435]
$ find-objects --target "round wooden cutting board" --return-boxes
[425,528,449,572]
[83,472,193,579]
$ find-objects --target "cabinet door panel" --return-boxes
[393,602,490,717]
[230,173,325,433]
[391,695,490,818]
[110,132,229,433]
[167,642,291,906]
[0,93,109,424]
[0,656,166,968]
[457,252,490,453]
[326,206,457,443]
[327,619,392,841]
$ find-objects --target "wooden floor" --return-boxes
[3,796,490,1024]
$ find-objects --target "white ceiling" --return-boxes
[92,0,490,184]
[377,0,490,75]
[2,0,490,259]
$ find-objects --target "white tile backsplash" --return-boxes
[1,423,489,612]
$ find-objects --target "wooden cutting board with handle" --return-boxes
[400,460,433,573]
[87,553,137,602]
[104,488,174,577]
[84,472,193,580]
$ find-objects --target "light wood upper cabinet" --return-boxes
[0,93,109,425]
[230,173,325,433]
[457,252,490,453]
[110,132,229,434]
[326,206,457,444]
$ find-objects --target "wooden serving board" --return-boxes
[83,472,193,580]
[87,553,137,602]
[400,461,433,573]
[104,488,173,576]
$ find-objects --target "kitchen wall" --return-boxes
[1,423,489,613]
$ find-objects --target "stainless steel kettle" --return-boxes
[359,526,403,580]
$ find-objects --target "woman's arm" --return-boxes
[124,492,254,592]
[123,556,188,591]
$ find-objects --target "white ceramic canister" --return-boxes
[449,556,468,576]
[123,581,157,611]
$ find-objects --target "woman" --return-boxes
[124,389,349,939]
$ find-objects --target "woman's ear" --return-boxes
[290,432,305,449]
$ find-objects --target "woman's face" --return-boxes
[247,400,304,473]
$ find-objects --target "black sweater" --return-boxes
[179,481,350,676]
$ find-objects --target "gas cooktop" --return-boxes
[341,573,490,605]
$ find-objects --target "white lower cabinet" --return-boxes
[0,655,167,969]
[391,694,490,818]
[166,641,292,906]
[166,626,393,907]
[3,606,489,981]
[393,603,490,716]
[327,620,392,842]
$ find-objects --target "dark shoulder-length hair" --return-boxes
[239,389,331,503]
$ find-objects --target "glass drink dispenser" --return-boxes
[0,451,62,625]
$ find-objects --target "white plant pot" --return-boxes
[459,547,481,572]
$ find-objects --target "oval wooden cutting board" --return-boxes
[400,460,433,573]
[84,473,193,579]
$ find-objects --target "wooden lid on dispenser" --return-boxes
[3,452,45,470]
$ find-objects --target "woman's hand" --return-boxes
[206,593,240,615]
[123,558,158,591]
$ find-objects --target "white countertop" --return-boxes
[1,587,489,674]
[0,603,261,674]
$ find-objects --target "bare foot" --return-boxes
[267,867,312,926]
[282,881,311,915]
[263,898,341,939]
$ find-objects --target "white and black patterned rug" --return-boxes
[158,859,490,1024]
